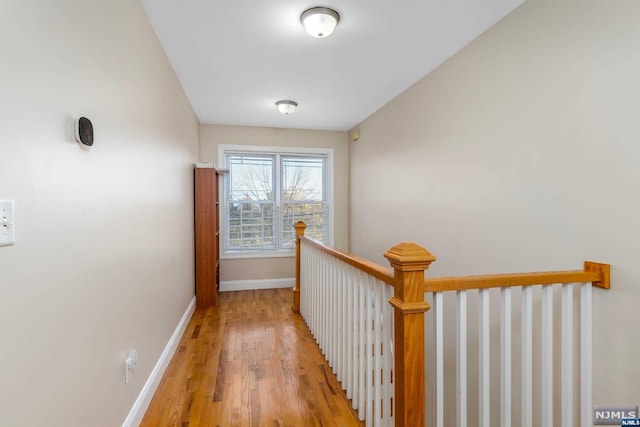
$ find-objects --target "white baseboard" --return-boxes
[220,277,295,292]
[122,296,196,427]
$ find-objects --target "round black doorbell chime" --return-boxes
[74,117,94,147]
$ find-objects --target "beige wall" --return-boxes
[0,2,199,426]
[200,124,349,281]
[350,0,640,422]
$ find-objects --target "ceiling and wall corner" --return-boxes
[142,0,526,131]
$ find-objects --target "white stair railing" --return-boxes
[293,222,435,427]
[426,264,610,427]
[300,238,395,426]
[292,221,610,427]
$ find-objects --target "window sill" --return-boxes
[221,250,295,260]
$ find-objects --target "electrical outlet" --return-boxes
[125,350,137,384]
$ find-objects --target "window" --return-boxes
[220,145,332,257]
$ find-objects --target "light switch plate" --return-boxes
[0,200,15,247]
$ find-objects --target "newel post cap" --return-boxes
[294,221,307,235]
[384,242,436,271]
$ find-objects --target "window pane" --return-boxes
[226,201,275,250]
[281,156,326,247]
[227,154,275,251]
[282,156,324,202]
[281,201,326,248]
[228,155,274,201]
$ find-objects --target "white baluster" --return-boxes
[314,249,318,330]
[434,291,444,427]
[302,243,308,318]
[346,267,353,399]
[303,243,307,317]
[561,284,573,427]
[311,245,315,326]
[328,257,334,364]
[320,250,325,342]
[330,258,340,374]
[307,245,312,319]
[352,267,361,413]
[358,271,366,420]
[315,251,321,344]
[541,285,553,427]
[374,279,383,426]
[521,286,533,427]
[348,267,356,402]
[339,264,347,383]
[307,245,312,329]
[479,289,490,427]
[311,249,316,332]
[322,253,329,354]
[324,257,330,358]
[382,283,394,424]
[312,249,318,339]
[335,262,340,370]
[500,287,512,427]
[307,245,312,330]
[317,248,321,335]
[333,259,339,371]
[339,263,345,376]
[304,245,308,320]
[333,260,340,377]
[581,283,592,427]
[313,247,319,336]
[366,277,374,425]
[300,242,303,316]
[457,290,467,427]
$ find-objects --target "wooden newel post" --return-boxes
[384,243,436,427]
[292,221,307,313]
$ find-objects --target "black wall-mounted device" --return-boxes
[74,117,94,147]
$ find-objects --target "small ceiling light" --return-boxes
[300,7,340,38]
[276,100,298,114]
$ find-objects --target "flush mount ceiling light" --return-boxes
[276,100,298,114]
[300,7,340,38]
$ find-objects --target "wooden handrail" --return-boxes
[299,234,395,286]
[424,261,610,293]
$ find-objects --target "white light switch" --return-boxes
[0,200,15,247]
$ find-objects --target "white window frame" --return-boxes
[218,144,334,259]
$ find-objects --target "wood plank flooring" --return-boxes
[140,288,364,427]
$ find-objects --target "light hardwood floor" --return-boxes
[140,288,364,426]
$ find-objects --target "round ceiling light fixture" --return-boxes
[300,7,340,38]
[275,100,298,114]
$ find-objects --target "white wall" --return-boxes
[0,1,199,426]
[200,124,349,282]
[350,0,640,421]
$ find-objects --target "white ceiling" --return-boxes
[142,0,525,131]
